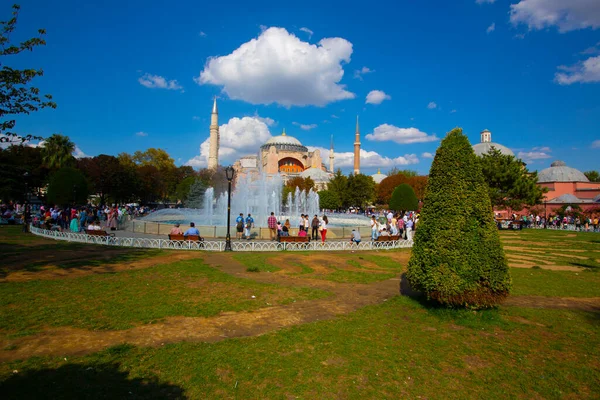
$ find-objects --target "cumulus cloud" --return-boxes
[138,73,183,90]
[510,0,600,32]
[427,101,437,109]
[486,22,496,33]
[309,146,419,168]
[299,27,313,38]
[365,124,438,144]
[292,122,317,130]
[581,41,600,55]
[135,131,148,137]
[365,90,391,105]
[354,66,374,80]
[532,146,551,152]
[186,117,272,168]
[517,150,552,161]
[421,152,434,159]
[73,146,89,159]
[196,27,355,107]
[555,55,600,84]
[592,139,600,148]
[253,112,276,127]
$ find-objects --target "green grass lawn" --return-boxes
[0,227,599,399]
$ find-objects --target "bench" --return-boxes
[85,229,115,237]
[279,235,309,243]
[376,235,401,242]
[168,234,204,242]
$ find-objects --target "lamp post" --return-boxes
[544,200,547,228]
[23,172,29,233]
[224,166,235,251]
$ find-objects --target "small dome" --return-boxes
[472,142,514,157]
[300,167,331,183]
[538,161,589,183]
[371,169,388,184]
[547,193,582,204]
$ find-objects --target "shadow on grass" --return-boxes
[0,361,186,400]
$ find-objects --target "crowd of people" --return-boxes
[503,213,600,232]
[265,212,330,242]
[370,210,418,241]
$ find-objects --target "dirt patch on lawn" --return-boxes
[504,296,600,312]
[509,263,584,271]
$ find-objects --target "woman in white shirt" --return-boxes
[320,216,329,243]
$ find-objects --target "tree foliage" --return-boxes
[327,169,348,206]
[46,167,89,205]
[377,174,428,205]
[389,183,418,211]
[0,144,48,201]
[1,4,56,144]
[346,174,376,209]
[584,170,600,182]
[386,167,418,177]
[42,134,75,170]
[406,128,511,309]
[478,148,545,211]
[77,154,137,204]
[318,190,341,210]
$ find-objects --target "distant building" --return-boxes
[537,161,600,213]
[472,129,514,157]
[371,169,387,184]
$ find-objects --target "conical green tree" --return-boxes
[389,183,418,211]
[406,128,511,308]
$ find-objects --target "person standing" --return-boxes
[370,215,378,241]
[107,206,118,231]
[311,215,320,241]
[320,215,328,243]
[245,213,254,240]
[267,212,277,240]
[303,214,310,234]
[235,213,244,239]
[406,217,414,241]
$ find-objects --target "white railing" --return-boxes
[29,226,412,252]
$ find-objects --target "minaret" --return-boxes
[329,135,334,172]
[208,97,219,170]
[353,115,361,175]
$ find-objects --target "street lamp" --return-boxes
[23,172,29,233]
[544,200,547,228]
[224,166,235,251]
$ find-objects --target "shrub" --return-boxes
[389,183,418,211]
[406,128,511,309]
[46,167,89,205]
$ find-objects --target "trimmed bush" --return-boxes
[389,183,418,211]
[406,128,511,308]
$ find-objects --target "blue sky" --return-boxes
[8,0,600,175]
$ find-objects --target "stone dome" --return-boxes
[371,169,388,184]
[300,167,331,183]
[472,142,514,157]
[538,161,589,183]
[261,129,307,152]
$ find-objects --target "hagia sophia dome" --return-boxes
[260,129,308,152]
[537,160,589,183]
[371,169,388,184]
[472,129,514,157]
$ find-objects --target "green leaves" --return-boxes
[389,183,418,211]
[406,128,511,309]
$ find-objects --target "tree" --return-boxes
[46,167,89,205]
[0,144,48,201]
[132,148,175,170]
[386,167,418,177]
[78,155,134,204]
[584,170,600,182]
[346,174,376,209]
[175,176,196,203]
[318,190,341,210]
[389,183,418,211]
[42,134,75,170]
[406,128,511,309]
[285,176,315,192]
[135,165,163,204]
[478,147,545,211]
[328,169,348,207]
[1,4,56,145]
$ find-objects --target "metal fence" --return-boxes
[30,226,413,252]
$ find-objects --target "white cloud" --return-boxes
[450,109,457,113]
[331,114,339,119]
[421,152,434,159]
[514,33,527,39]
[517,151,552,161]
[186,117,272,168]
[366,124,438,144]
[253,112,276,127]
[476,0,496,4]
[427,101,437,109]
[532,146,551,152]
[199,31,207,37]
[510,0,600,33]
[365,90,391,105]
[292,122,317,130]
[354,66,374,80]
[196,27,355,107]
[581,41,600,55]
[192,116,201,121]
[138,73,183,90]
[555,55,600,84]
[592,139,600,148]
[73,146,88,159]
[486,22,496,33]
[135,131,148,137]
[309,146,419,168]
[299,27,313,38]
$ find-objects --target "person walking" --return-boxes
[245,213,254,240]
[311,215,320,240]
[320,216,328,243]
[267,212,277,240]
[235,213,244,239]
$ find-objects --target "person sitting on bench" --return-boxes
[170,223,183,235]
[184,222,200,237]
